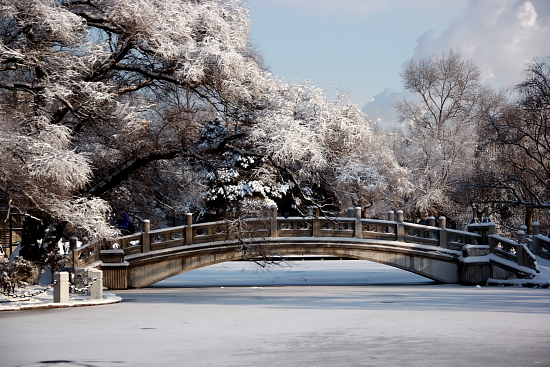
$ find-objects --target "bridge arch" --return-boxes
[122,239,460,288]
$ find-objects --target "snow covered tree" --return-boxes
[0,0,272,237]
[0,0,399,246]
[203,81,409,217]
[394,50,489,221]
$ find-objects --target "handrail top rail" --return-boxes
[533,233,550,241]
[104,216,488,243]
[402,222,440,230]
[490,234,518,245]
[446,228,481,237]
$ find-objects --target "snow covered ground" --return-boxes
[1,259,549,367]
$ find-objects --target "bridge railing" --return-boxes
[527,222,550,260]
[530,234,550,260]
[489,234,538,271]
[70,206,538,273]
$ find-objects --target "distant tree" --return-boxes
[394,50,490,221]
[471,58,550,232]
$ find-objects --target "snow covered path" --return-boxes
[1,260,549,367]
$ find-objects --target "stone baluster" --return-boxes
[354,207,362,239]
[387,210,395,234]
[531,221,540,236]
[270,205,278,238]
[517,228,526,267]
[438,216,448,248]
[70,236,77,284]
[530,221,540,253]
[141,219,150,253]
[185,213,193,245]
[427,216,436,239]
[313,207,321,237]
[517,226,527,244]
[396,210,405,242]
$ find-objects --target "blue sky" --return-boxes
[244,0,550,125]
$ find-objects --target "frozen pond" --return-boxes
[1,260,549,367]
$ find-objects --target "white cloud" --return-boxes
[364,0,550,126]
[410,0,550,86]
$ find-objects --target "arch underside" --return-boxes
[125,240,460,288]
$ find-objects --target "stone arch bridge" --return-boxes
[73,207,540,289]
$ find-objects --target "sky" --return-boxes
[244,0,550,126]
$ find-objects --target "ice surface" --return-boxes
[1,259,549,367]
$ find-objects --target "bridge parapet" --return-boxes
[71,208,518,268]
[69,207,542,288]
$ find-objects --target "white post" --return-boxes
[53,272,69,303]
[141,219,151,253]
[88,269,103,300]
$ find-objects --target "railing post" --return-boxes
[438,216,448,248]
[313,207,321,237]
[531,221,540,235]
[354,207,362,239]
[517,228,526,267]
[88,269,103,300]
[53,271,69,303]
[396,210,405,242]
[387,210,395,234]
[69,236,77,283]
[347,207,355,218]
[270,205,278,238]
[185,213,193,245]
[427,216,436,239]
[468,208,495,246]
[530,222,540,253]
[141,219,150,253]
